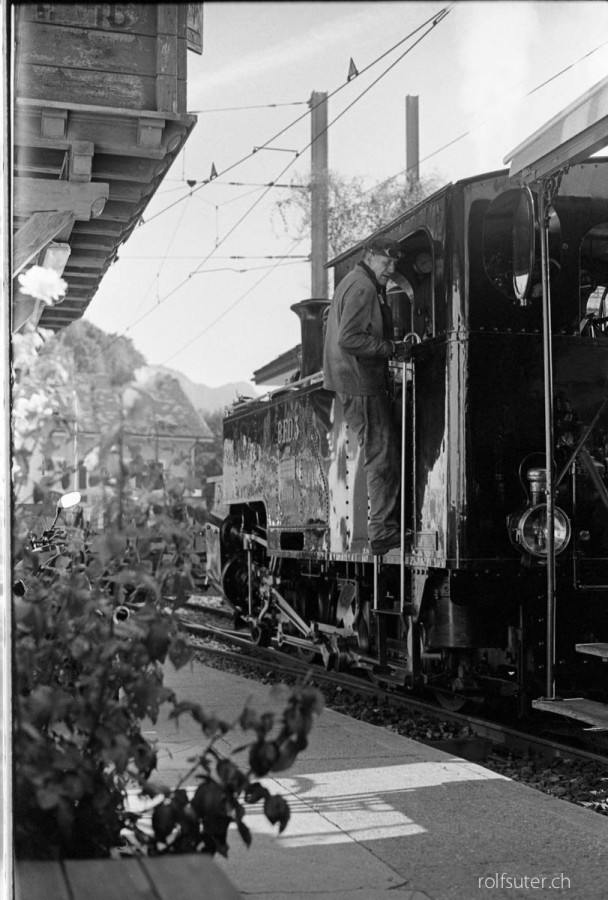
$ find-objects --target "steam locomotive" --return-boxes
[206,161,608,713]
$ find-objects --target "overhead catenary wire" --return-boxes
[92,7,452,361]
[161,238,308,367]
[120,192,194,327]
[141,5,452,228]
[189,101,309,113]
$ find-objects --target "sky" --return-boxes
[84,1,608,389]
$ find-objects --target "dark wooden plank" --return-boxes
[13,210,74,274]
[18,64,155,111]
[64,858,158,900]
[16,861,71,900]
[140,855,242,900]
[18,22,156,76]
[18,4,158,36]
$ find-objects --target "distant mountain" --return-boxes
[145,365,260,414]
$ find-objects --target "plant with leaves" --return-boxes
[14,552,324,860]
[274,169,443,257]
[143,684,324,856]
[14,572,188,859]
[14,561,324,859]
[13,325,323,861]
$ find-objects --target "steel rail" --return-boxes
[177,613,608,768]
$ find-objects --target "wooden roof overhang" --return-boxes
[12,3,202,331]
[14,100,196,330]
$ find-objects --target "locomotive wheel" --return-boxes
[434,687,468,712]
[433,678,484,712]
[295,645,317,663]
[220,555,249,612]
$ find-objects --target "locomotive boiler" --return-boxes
[206,161,608,713]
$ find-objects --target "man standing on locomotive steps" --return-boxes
[323,237,410,555]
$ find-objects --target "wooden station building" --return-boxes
[12,2,203,332]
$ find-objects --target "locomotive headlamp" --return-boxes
[507,466,571,558]
[510,504,571,557]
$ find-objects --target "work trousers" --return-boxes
[339,391,401,544]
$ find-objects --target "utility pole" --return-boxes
[406,95,419,186]
[310,90,328,299]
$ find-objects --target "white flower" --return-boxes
[17,266,68,304]
[84,447,100,470]
[121,386,141,412]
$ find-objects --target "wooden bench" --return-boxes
[16,855,241,900]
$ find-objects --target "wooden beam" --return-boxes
[106,182,148,202]
[60,270,101,280]
[16,96,188,123]
[14,110,181,161]
[65,255,114,269]
[94,202,141,223]
[93,154,166,182]
[13,209,74,275]
[14,177,109,220]
[52,299,91,309]
[68,239,116,252]
[70,219,125,236]
[156,6,178,114]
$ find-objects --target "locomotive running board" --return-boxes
[532,697,608,730]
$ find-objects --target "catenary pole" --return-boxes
[406,95,419,185]
[310,91,328,298]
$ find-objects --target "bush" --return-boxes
[14,561,324,860]
[12,325,324,861]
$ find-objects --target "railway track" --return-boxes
[176,598,608,771]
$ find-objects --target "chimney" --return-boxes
[291,298,330,378]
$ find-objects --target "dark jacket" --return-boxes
[323,262,394,395]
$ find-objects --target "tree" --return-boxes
[274,169,444,257]
[42,319,146,386]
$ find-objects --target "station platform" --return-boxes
[150,659,608,900]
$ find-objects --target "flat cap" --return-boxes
[364,237,403,260]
